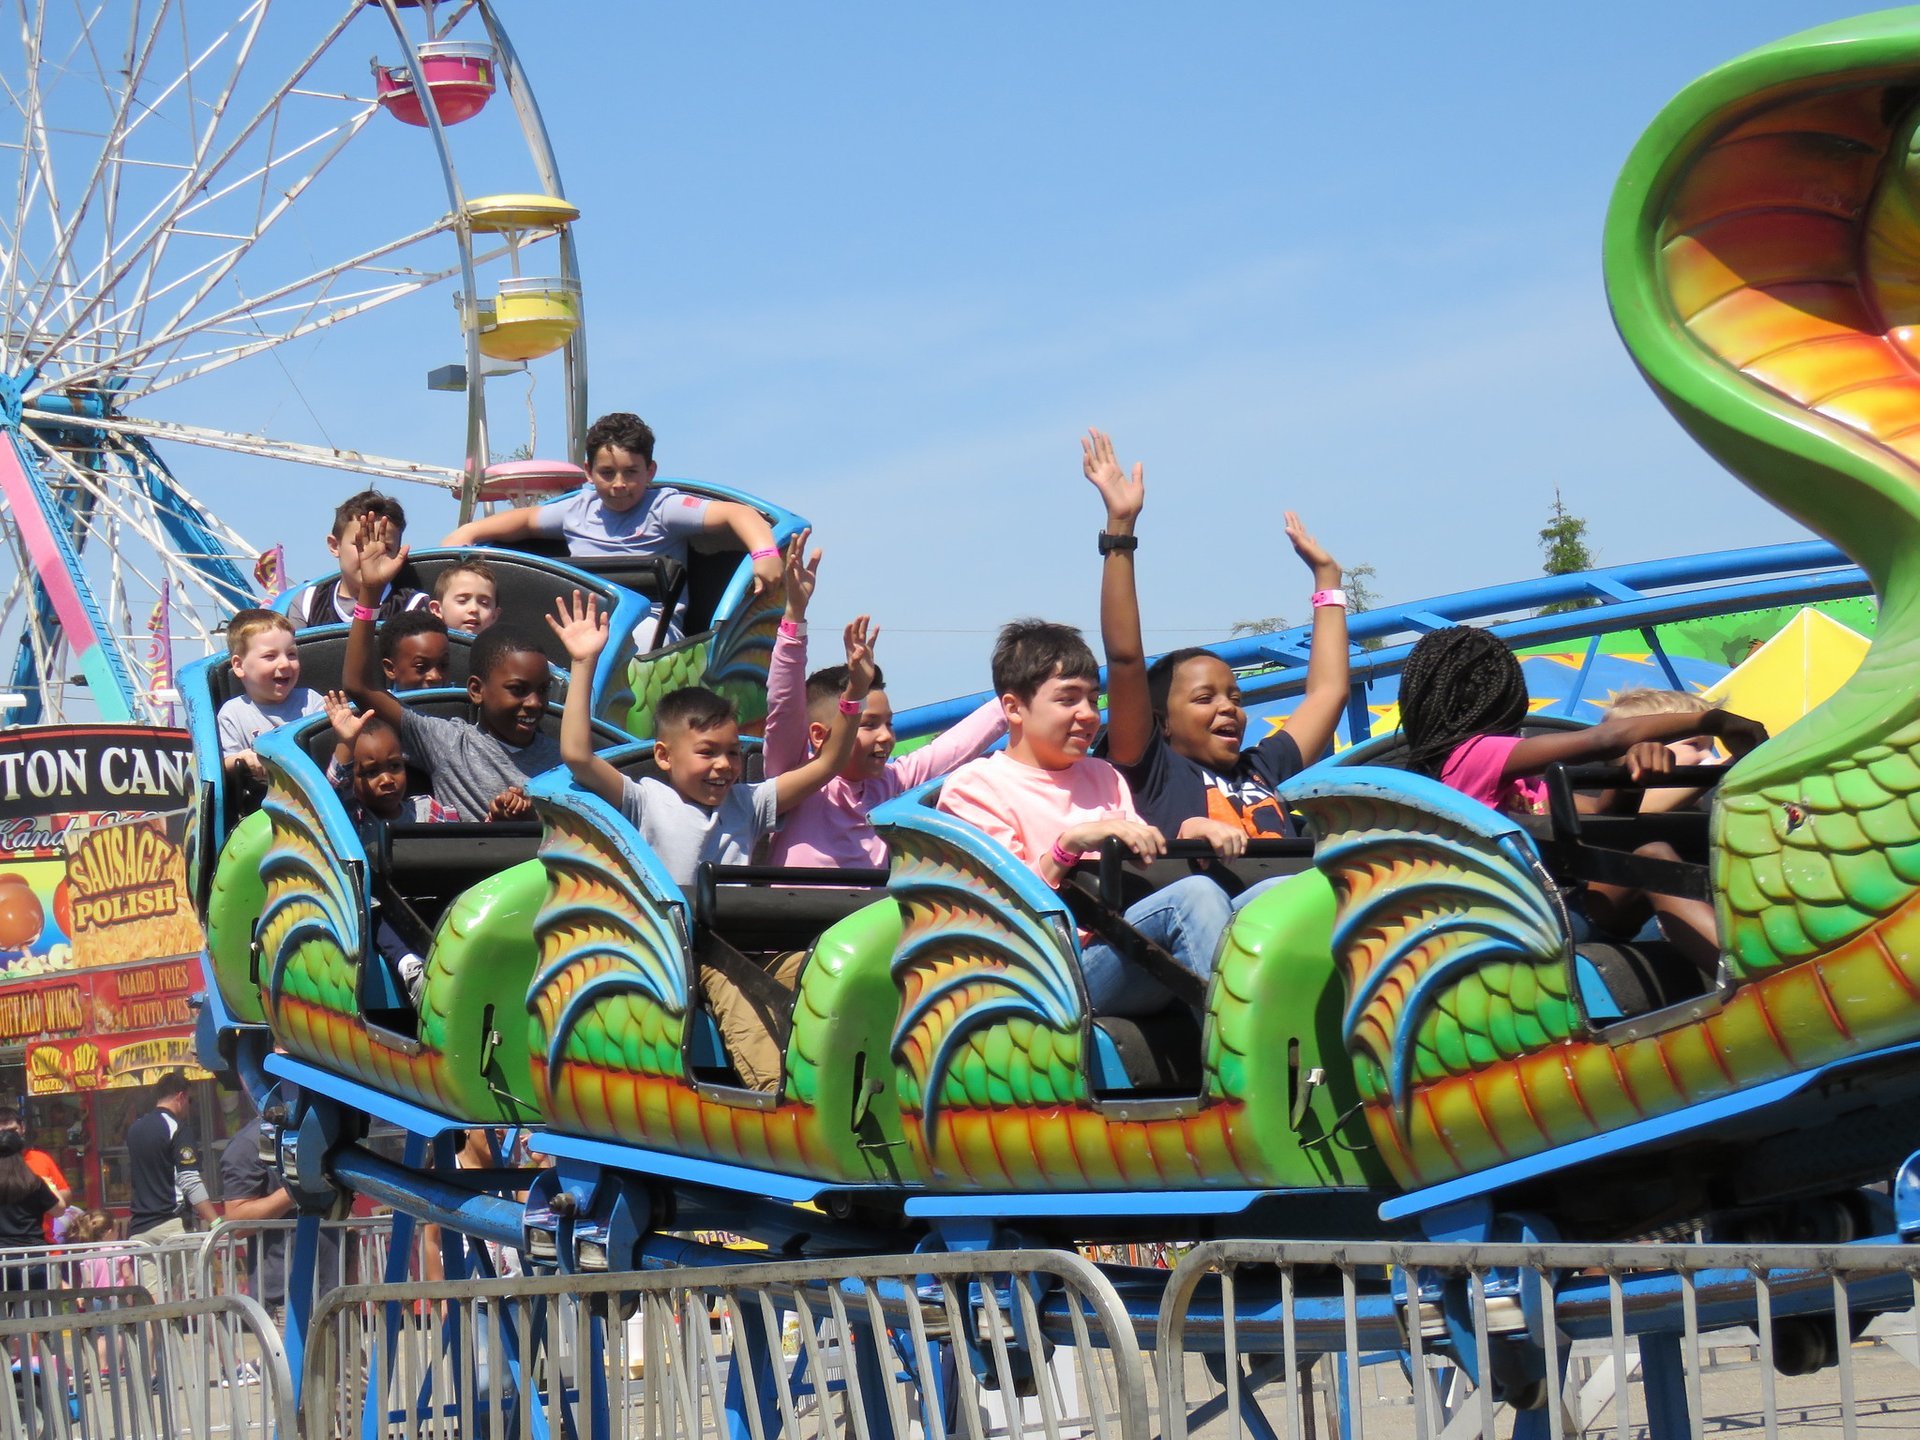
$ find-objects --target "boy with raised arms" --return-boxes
[286,490,431,629]
[549,593,877,1089]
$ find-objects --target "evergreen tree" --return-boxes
[1538,490,1597,614]
[1343,563,1382,651]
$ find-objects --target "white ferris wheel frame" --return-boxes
[0,0,588,724]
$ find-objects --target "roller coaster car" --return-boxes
[1283,756,1920,1240]
[869,784,1388,1195]
[207,693,631,1127]
[523,757,911,1185]
[492,479,806,739]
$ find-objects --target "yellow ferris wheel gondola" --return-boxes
[461,194,583,363]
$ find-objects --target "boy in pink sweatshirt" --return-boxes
[763,530,1005,867]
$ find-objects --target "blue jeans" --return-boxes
[1080,876,1234,1016]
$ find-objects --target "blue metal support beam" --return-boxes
[894,541,1870,741]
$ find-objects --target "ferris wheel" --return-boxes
[0,0,587,726]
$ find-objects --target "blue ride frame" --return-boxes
[892,540,1872,743]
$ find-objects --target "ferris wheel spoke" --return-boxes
[27,1,357,367]
[24,408,463,490]
[8,0,53,349]
[37,112,379,380]
[37,216,464,400]
[20,0,171,344]
[19,424,256,615]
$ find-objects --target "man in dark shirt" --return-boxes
[125,1071,218,1300]
[219,1112,343,1326]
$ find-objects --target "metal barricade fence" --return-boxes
[194,1215,402,1314]
[1,1234,205,1305]
[1157,1238,1920,1440]
[304,1248,1151,1440]
[0,1283,294,1440]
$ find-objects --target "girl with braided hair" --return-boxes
[1397,625,1770,968]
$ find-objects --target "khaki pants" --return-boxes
[133,1216,188,1301]
[699,951,805,1091]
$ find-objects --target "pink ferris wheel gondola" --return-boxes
[374,40,496,128]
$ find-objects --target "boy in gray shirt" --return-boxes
[343,515,557,820]
[549,591,875,886]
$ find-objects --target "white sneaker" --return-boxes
[398,953,425,1004]
[222,1360,261,1387]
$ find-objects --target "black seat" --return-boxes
[1575,940,1705,1021]
[1089,1012,1205,1095]
[1540,762,1722,897]
[692,864,891,955]
[494,539,689,648]
[1092,836,1316,908]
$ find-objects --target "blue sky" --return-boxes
[155,2,1882,705]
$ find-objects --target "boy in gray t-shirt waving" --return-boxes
[550,595,877,1090]
[549,592,875,882]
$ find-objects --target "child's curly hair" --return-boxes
[1398,626,1530,777]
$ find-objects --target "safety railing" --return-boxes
[192,1214,403,1315]
[0,1284,294,1440]
[0,1233,205,1306]
[1158,1238,1920,1440]
[304,1247,1151,1440]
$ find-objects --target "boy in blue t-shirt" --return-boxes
[442,412,784,638]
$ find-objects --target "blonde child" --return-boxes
[216,609,325,787]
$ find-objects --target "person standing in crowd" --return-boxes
[0,1108,69,1244]
[220,1112,294,1325]
[125,1071,218,1300]
[0,1129,58,1299]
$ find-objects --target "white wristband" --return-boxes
[1310,588,1347,609]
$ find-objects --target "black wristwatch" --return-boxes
[1098,531,1138,556]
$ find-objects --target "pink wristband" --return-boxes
[778,618,805,639]
[351,603,378,623]
[1310,588,1347,610]
[838,696,862,716]
[1050,840,1080,871]
[750,547,780,562]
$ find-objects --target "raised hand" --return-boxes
[355,512,410,595]
[1082,428,1144,531]
[324,690,369,744]
[783,528,822,621]
[1284,511,1342,589]
[843,615,879,698]
[545,590,609,667]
